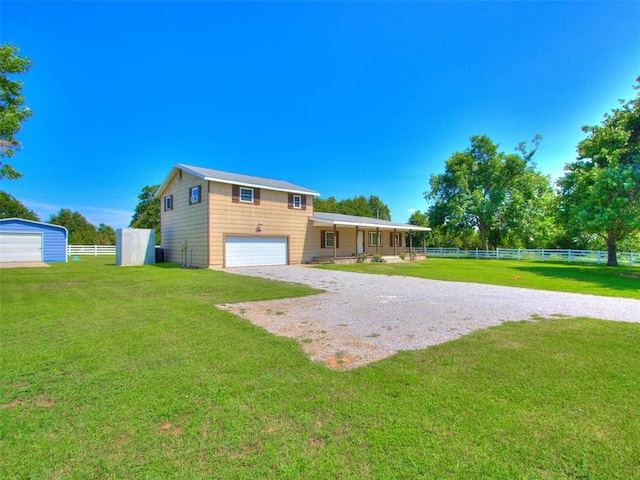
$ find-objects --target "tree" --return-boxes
[0,190,39,220]
[49,209,97,244]
[130,184,160,243]
[0,43,33,180]
[94,223,116,245]
[558,78,640,266]
[366,196,391,221]
[500,168,558,248]
[407,210,429,247]
[314,195,392,220]
[426,134,546,249]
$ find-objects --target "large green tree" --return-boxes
[426,134,551,249]
[558,78,640,266]
[0,190,39,220]
[49,209,97,244]
[130,184,160,242]
[314,195,391,220]
[0,43,33,180]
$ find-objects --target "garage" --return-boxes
[225,236,288,267]
[0,233,43,262]
[0,218,68,263]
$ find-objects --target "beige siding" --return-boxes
[208,183,314,268]
[160,171,209,267]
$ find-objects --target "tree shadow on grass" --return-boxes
[511,262,640,297]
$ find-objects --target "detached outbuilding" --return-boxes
[0,218,68,263]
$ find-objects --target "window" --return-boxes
[189,185,201,205]
[325,231,334,248]
[393,232,401,247]
[321,230,339,248]
[288,193,306,210]
[164,195,173,211]
[368,232,383,247]
[233,185,260,204]
[239,187,254,203]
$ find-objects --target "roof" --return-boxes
[157,164,320,197]
[310,212,431,232]
[0,217,69,234]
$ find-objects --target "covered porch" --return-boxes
[308,212,432,264]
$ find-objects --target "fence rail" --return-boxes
[67,245,116,256]
[412,247,638,267]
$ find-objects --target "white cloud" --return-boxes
[406,208,416,213]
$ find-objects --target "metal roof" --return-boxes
[310,212,431,231]
[157,164,320,197]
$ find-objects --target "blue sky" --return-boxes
[2,1,639,229]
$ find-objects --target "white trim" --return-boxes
[310,217,431,232]
[293,194,302,209]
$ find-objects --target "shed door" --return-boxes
[225,237,288,267]
[0,233,43,262]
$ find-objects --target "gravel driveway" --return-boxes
[218,265,640,370]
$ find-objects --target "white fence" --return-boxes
[67,245,116,256]
[413,247,638,267]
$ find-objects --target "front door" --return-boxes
[357,230,365,254]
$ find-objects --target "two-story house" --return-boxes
[156,164,430,268]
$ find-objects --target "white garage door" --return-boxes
[0,233,43,262]
[225,237,288,267]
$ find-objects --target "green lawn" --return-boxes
[319,258,640,299]
[1,257,639,478]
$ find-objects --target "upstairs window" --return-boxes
[233,185,261,205]
[288,193,306,210]
[189,185,201,205]
[240,187,254,203]
[164,195,173,211]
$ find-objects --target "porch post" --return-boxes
[376,227,380,255]
[393,228,397,256]
[333,224,337,261]
[409,229,413,257]
[355,226,359,258]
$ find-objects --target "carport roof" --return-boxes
[310,212,431,231]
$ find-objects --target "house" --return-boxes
[0,218,68,263]
[156,164,431,268]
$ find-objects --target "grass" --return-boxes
[318,257,640,299]
[1,257,639,478]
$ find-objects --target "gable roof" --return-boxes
[310,212,431,232]
[157,164,320,197]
